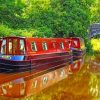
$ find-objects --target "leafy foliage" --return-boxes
[90,0,100,23]
[0,0,99,52]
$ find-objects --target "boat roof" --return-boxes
[0,36,83,41]
[1,36,69,40]
[1,36,25,39]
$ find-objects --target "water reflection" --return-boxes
[89,55,100,74]
[89,55,100,98]
[0,55,100,100]
[0,56,84,99]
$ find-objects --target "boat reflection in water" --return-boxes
[0,57,84,98]
[89,56,100,74]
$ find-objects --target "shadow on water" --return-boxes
[0,55,100,100]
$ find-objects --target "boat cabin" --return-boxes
[66,37,85,50]
[0,37,26,55]
[25,37,70,56]
[0,37,71,56]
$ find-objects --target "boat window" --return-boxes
[31,42,37,51]
[53,43,56,48]
[13,39,18,54]
[20,39,25,54]
[42,42,48,50]
[0,38,26,55]
[60,42,64,49]
[68,41,71,47]
[8,39,12,54]
[1,39,6,54]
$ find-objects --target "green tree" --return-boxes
[0,0,98,53]
[90,0,100,23]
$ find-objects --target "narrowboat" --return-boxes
[0,58,84,98]
[67,37,86,59]
[0,36,72,73]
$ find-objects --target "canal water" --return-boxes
[0,55,100,100]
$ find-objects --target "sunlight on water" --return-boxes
[0,55,100,100]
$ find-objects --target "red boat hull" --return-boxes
[0,52,72,73]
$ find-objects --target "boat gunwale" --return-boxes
[0,51,72,62]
